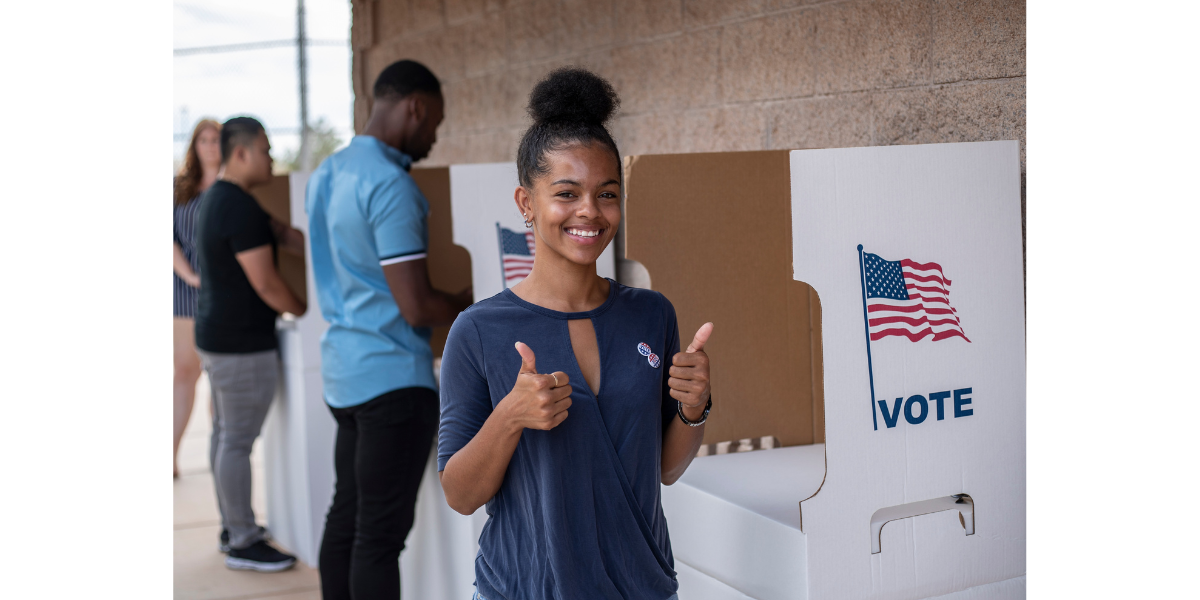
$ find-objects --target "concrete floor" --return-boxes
[174,374,321,600]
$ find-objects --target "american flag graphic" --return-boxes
[862,250,970,342]
[497,224,536,287]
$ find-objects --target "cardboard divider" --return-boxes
[260,143,1022,599]
[250,174,307,306]
[626,142,1024,599]
[411,167,473,357]
[623,151,826,448]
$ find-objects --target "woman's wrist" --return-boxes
[680,399,707,422]
[492,397,526,438]
[175,268,200,288]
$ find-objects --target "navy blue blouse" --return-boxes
[438,280,681,600]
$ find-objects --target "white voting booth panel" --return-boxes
[262,170,337,566]
[397,439,487,600]
[791,141,1025,599]
[650,141,1024,600]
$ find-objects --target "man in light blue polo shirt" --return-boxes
[305,59,471,600]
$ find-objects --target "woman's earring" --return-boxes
[524,213,533,228]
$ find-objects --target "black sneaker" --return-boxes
[219,526,270,553]
[225,540,296,573]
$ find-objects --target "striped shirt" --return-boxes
[173,194,203,318]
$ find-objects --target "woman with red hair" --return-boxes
[174,118,221,478]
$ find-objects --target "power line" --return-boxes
[173,125,353,142]
[173,38,346,56]
[173,128,299,142]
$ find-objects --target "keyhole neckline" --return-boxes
[502,278,619,320]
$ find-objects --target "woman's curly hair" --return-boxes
[516,68,621,187]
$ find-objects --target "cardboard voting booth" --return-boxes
[258,167,476,582]
[265,145,1022,599]
[260,171,334,568]
[409,167,474,356]
[248,174,307,305]
[627,141,1025,600]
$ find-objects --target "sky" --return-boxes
[173,0,352,169]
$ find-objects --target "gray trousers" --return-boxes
[197,348,278,550]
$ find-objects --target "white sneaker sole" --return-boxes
[225,556,296,573]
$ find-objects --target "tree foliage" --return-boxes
[280,117,344,172]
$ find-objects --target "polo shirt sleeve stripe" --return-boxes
[380,250,427,266]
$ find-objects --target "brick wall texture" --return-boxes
[351,0,1025,173]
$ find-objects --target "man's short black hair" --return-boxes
[373,59,441,101]
[220,116,265,163]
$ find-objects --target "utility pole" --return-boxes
[296,0,311,171]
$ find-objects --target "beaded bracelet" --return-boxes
[677,397,712,427]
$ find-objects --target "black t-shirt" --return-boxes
[194,180,279,353]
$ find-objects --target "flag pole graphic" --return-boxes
[496,223,508,289]
[857,244,879,431]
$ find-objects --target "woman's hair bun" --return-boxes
[528,67,619,126]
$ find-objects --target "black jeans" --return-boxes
[318,387,439,600]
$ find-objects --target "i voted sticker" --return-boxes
[637,342,652,356]
[647,353,661,368]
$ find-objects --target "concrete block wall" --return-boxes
[350,0,1025,173]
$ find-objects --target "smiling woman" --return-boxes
[506,69,623,314]
[436,68,714,600]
